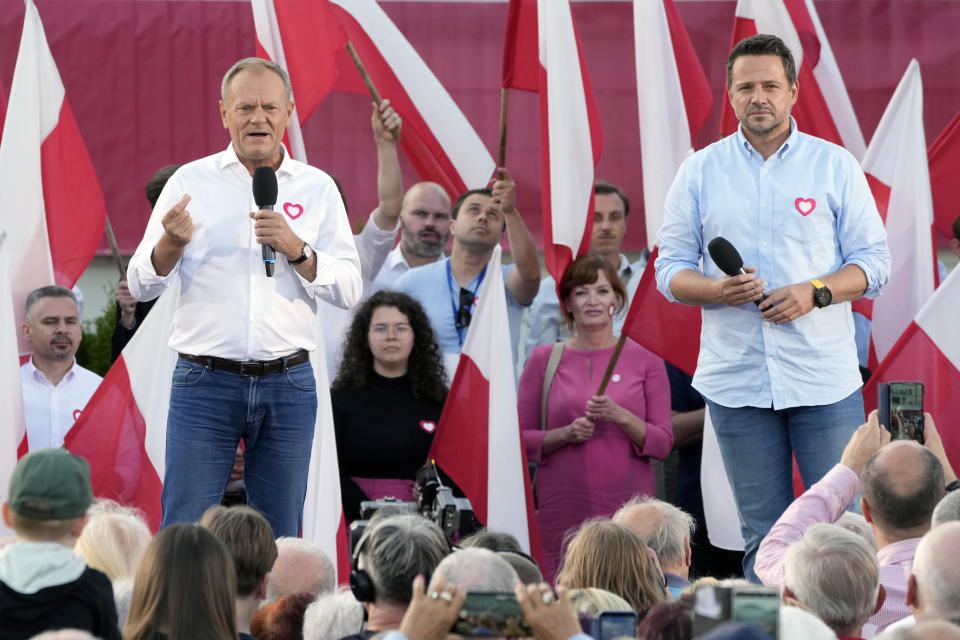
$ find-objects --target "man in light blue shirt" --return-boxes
[394,168,541,378]
[655,34,890,581]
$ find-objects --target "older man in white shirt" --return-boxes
[127,57,361,537]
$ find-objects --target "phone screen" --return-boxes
[732,588,780,639]
[889,382,924,444]
[453,592,533,637]
[595,611,638,640]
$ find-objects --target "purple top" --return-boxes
[518,340,673,581]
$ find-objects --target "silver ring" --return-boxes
[430,591,440,600]
[440,591,454,602]
[541,591,554,605]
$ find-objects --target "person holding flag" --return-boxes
[655,34,890,581]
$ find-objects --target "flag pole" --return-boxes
[595,334,627,395]
[498,88,508,167]
[103,213,126,279]
[345,41,401,141]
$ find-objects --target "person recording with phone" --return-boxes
[654,34,890,581]
[127,57,361,537]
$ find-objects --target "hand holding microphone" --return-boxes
[252,166,279,277]
[707,236,767,307]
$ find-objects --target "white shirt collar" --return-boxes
[24,357,77,386]
[218,142,299,178]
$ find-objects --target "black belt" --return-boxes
[178,350,309,377]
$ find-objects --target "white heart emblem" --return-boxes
[420,421,436,434]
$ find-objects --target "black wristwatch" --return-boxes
[289,242,313,265]
[810,279,832,308]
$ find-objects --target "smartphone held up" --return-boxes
[877,381,925,444]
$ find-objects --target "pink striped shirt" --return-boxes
[754,463,920,638]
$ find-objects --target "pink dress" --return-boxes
[518,340,673,582]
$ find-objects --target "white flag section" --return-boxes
[0,0,58,351]
[0,232,26,538]
[862,60,935,364]
[700,407,745,551]
[539,1,594,262]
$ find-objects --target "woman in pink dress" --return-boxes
[518,255,673,582]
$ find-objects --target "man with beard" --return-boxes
[19,286,102,451]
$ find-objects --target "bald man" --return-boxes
[755,410,958,636]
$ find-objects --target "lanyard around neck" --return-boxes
[446,260,487,346]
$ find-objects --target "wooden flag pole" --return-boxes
[103,213,126,279]
[595,333,628,396]
[498,87,509,167]
[345,41,401,141]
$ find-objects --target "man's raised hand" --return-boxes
[161,194,194,247]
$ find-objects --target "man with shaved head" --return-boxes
[755,410,958,636]
[613,496,695,596]
[897,522,960,631]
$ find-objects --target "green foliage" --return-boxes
[75,297,116,377]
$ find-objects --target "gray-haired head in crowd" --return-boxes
[432,547,520,593]
[933,491,960,528]
[302,588,365,640]
[263,537,336,606]
[907,521,960,624]
[613,495,696,581]
[359,514,449,607]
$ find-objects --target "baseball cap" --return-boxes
[7,449,93,520]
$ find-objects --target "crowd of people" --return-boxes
[9,29,960,640]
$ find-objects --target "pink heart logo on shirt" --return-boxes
[283,202,304,220]
[420,420,437,434]
[795,198,816,216]
[73,409,82,422]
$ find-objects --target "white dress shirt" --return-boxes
[20,359,102,450]
[128,144,362,360]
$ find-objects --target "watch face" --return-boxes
[814,287,832,308]
[303,244,313,260]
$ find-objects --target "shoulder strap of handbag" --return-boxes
[540,342,565,430]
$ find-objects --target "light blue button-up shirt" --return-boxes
[655,120,890,410]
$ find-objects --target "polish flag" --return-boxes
[65,280,351,581]
[0,0,106,352]
[0,232,26,538]
[429,246,542,559]
[863,264,960,471]
[634,0,713,250]
[254,0,495,194]
[860,60,935,368]
[720,0,866,159]
[501,0,602,283]
[928,108,960,243]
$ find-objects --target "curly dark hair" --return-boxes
[333,290,448,405]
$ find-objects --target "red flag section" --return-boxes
[720,0,865,158]
[863,265,960,473]
[928,108,960,243]
[501,0,601,284]
[429,247,542,560]
[621,247,701,377]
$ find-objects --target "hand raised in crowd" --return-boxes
[921,412,958,486]
[566,417,595,444]
[840,410,891,477]
[372,98,402,144]
[114,280,137,329]
[759,281,815,324]
[398,574,466,640]
[489,167,517,216]
[161,194,194,247]
[585,395,630,425]
[249,208,304,261]
[515,583,582,640]
[717,266,766,307]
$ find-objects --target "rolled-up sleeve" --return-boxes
[655,156,705,304]
[127,172,183,302]
[838,155,890,299]
[298,184,362,309]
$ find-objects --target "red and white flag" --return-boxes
[253,0,495,194]
[65,280,350,581]
[861,60,935,367]
[429,246,542,558]
[0,0,106,353]
[501,0,602,283]
[0,232,26,538]
[720,0,865,158]
[634,0,713,250]
[863,264,960,472]
[928,107,960,244]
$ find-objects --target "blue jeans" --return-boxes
[705,390,864,582]
[161,357,317,537]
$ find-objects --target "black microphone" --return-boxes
[707,236,766,307]
[252,166,278,277]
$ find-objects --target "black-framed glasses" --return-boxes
[456,288,475,329]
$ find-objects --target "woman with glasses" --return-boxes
[332,290,449,521]
[517,255,673,582]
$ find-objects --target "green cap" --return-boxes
[8,449,93,520]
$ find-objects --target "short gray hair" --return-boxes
[433,548,520,593]
[24,285,76,321]
[836,511,878,552]
[221,57,292,103]
[912,521,960,619]
[612,496,695,569]
[264,537,336,605]
[933,491,960,528]
[362,514,449,606]
[783,523,879,636]
[303,588,365,640]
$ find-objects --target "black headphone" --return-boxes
[349,528,376,604]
